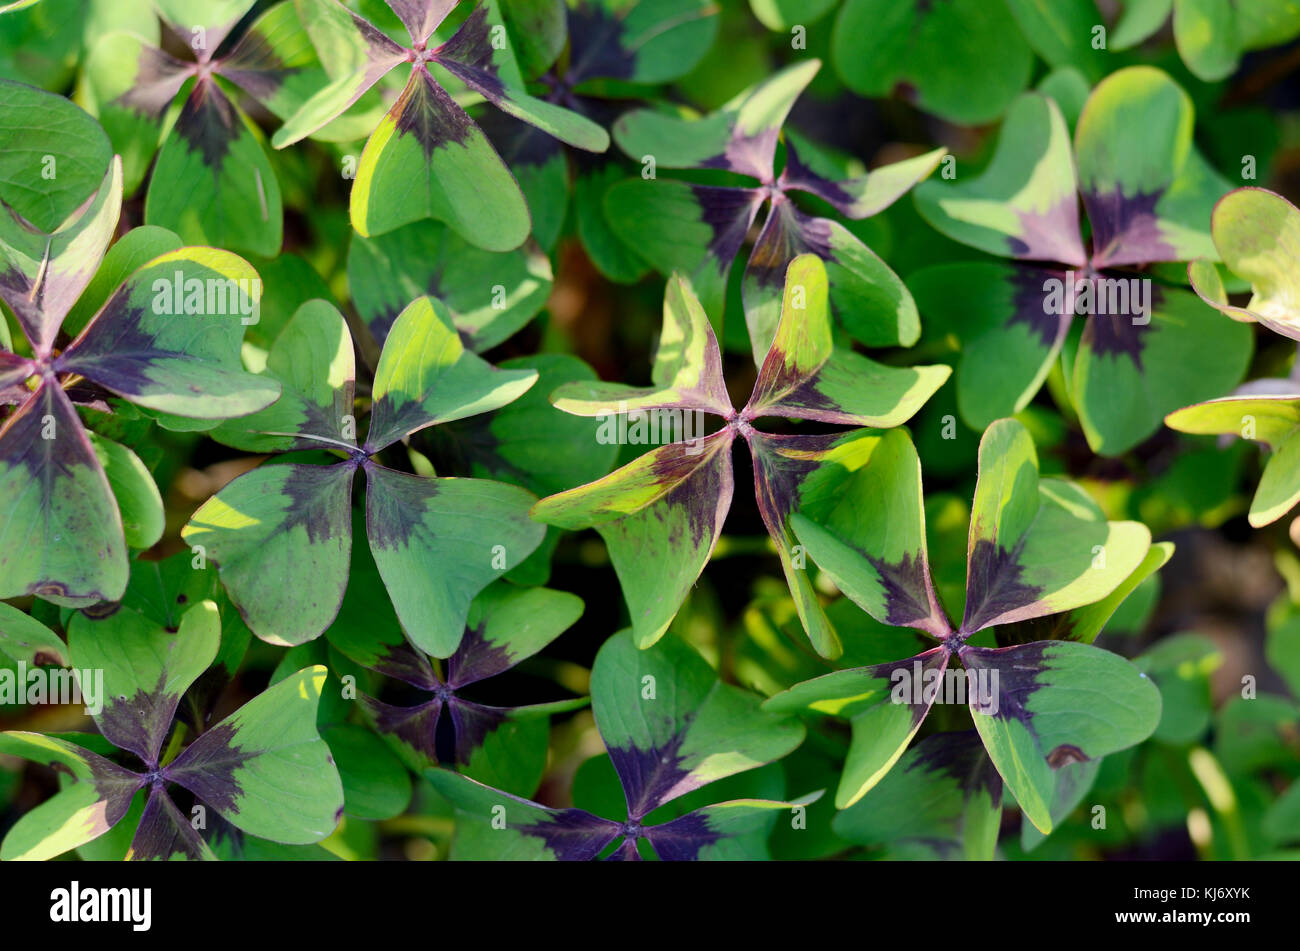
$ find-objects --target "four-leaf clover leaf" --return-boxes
[273,0,609,249]
[532,254,950,657]
[181,296,544,655]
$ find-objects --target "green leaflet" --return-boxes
[909,262,1067,430]
[87,432,164,550]
[914,92,1085,266]
[1136,633,1222,745]
[784,428,949,641]
[963,419,1152,629]
[0,382,127,604]
[144,80,284,256]
[350,68,531,248]
[365,295,538,451]
[0,77,112,232]
[165,666,345,844]
[1191,187,1300,339]
[83,31,189,194]
[1075,66,1227,268]
[1112,0,1174,48]
[612,59,819,178]
[964,640,1161,834]
[183,462,356,646]
[747,255,948,425]
[1003,0,1107,79]
[0,733,140,861]
[1163,393,1299,528]
[1172,0,1239,81]
[531,433,735,649]
[67,600,221,765]
[322,723,412,820]
[210,299,357,453]
[549,272,732,417]
[588,629,806,823]
[0,600,69,666]
[833,731,1002,859]
[61,225,184,340]
[832,0,1033,124]
[59,246,282,419]
[764,650,949,808]
[365,467,546,657]
[0,157,122,354]
[1071,286,1252,457]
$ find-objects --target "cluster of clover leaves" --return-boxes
[3,0,1300,862]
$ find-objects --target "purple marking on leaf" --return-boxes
[516,809,621,861]
[128,784,210,860]
[958,644,1087,771]
[778,139,858,217]
[162,720,255,816]
[362,463,439,549]
[642,808,721,861]
[115,46,193,118]
[605,837,643,860]
[1009,196,1088,267]
[370,640,440,690]
[54,303,158,395]
[431,3,507,102]
[72,745,148,822]
[874,552,952,633]
[447,698,509,765]
[748,356,839,421]
[216,19,303,105]
[0,162,119,352]
[392,67,476,156]
[1084,187,1175,268]
[446,619,514,688]
[0,264,49,354]
[387,0,458,45]
[649,433,736,550]
[565,1,638,83]
[749,429,833,527]
[0,350,32,394]
[477,109,563,169]
[0,382,122,601]
[1079,280,1160,369]
[1008,265,1073,349]
[907,729,1001,801]
[96,672,183,769]
[694,185,764,272]
[277,463,355,545]
[607,730,697,820]
[746,201,835,290]
[961,538,1045,635]
[171,78,241,170]
[700,128,778,183]
[361,695,442,764]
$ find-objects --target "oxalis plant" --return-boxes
[910,65,1252,455]
[180,295,544,654]
[531,253,950,658]
[767,417,1164,829]
[272,0,609,248]
[5,0,1300,867]
[0,599,342,861]
[1167,188,1300,529]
